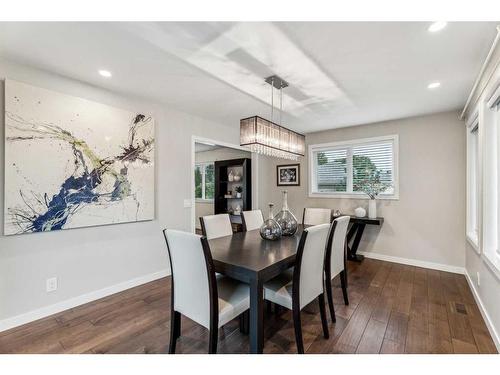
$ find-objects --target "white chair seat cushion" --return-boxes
[263,269,294,310]
[217,276,250,328]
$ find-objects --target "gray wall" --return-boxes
[0,59,241,328]
[258,111,466,270]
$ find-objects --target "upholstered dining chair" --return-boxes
[241,210,264,231]
[324,215,350,323]
[200,214,233,239]
[163,229,250,354]
[302,208,332,226]
[263,223,331,353]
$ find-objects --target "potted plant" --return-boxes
[235,186,243,199]
[354,171,392,219]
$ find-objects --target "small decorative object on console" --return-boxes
[354,172,392,220]
[260,203,282,240]
[354,207,366,218]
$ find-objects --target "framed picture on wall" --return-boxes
[277,164,300,186]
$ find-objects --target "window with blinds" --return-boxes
[310,135,398,198]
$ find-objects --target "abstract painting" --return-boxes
[4,80,155,235]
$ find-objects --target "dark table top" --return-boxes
[208,225,305,281]
[334,215,384,225]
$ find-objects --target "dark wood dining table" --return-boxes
[207,225,305,354]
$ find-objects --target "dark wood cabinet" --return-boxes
[214,158,252,232]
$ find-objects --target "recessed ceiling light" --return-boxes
[98,69,112,78]
[428,21,447,32]
[428,82,441,89]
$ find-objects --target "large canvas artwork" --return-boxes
[4,80,155,235]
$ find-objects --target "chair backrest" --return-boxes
[293,223,331,309]
[327,216,350,278]
[302,208,332,226]
[200,214,233,239]
[163,229,217,329]
[241,210,264,231]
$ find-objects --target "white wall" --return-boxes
[0,59,241,330]
[194,147,251,228]
[258,111,466,271]
[462,32,500,349]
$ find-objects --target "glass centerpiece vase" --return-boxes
[274,190,298,236]
[260,203,282,240]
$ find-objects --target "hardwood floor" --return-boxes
[0,259,496,354]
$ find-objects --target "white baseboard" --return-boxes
[358,251,466,274]
[0,269,170,333]
[464,270,500,351]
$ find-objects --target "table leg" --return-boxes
[347,223,366,262]
[249,278,264,354]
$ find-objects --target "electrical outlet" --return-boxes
[46,277,58,292]
[476,271,481,286]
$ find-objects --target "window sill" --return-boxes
[466,232,480,254]
[308,192,399,200]
[483,251,500,281]
[195,199,214,204]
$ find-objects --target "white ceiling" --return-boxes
[0,22,497,133]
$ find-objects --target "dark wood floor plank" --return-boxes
[356,318,387,353]
[380,338,405,354]
[0,260,496,354]
[384,311,409,345]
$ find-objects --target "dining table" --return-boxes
[207,224,306,354]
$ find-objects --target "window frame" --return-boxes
[308,134,399,200]
[482,81,500,276]
[195,161,215,203]
[466,111,480,253]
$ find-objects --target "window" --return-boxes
[195,162,214,201]
[466,116,480,250]
[482,88,500,273]
[309,135,398,199]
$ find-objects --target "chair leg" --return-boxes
[325,276,336,323]
[292,308,304,354]
[239,311,249,334]
[209,327,218,354]
[169,311,181,354]
[266,300,273,314]
[340,270,349,306]
[318,293,330,339]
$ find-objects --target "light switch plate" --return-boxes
[183,199,192,208]
[46,277,58,292]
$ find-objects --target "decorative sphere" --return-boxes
[354,207,366,218]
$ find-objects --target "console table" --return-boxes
[335,216,384,262]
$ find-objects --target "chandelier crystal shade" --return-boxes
[240,75,305,160]
[240,116,305,160]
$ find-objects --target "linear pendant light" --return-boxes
[240,75,305,160]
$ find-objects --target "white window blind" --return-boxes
[315,148,348,192]
[310,135,398,198]
[352,142,394,195]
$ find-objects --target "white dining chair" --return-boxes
[324,215,350,323]
[200,214,233,239]
[302,208,332,226]
[263,223,331,353]
[163,229,250,354]
[241,210,264,231]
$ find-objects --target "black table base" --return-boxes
[337,216,384,262]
